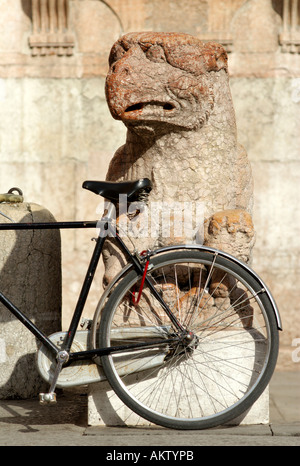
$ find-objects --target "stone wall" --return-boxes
[0,0,299,369]
[231,76,300,370]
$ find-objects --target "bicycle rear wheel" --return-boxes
[98,250,279,429]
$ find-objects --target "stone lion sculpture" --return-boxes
[103,32,255,284]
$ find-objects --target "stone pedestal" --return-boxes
[87,384,269,427]
[0,202,61,399]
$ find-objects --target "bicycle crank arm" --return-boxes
[39,350,69,404]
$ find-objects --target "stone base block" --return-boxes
[87,382,269,427]
[87,328,270,427]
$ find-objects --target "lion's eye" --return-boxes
[145,45,166,63]
[109,46,126,67]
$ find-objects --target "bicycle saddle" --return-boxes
[82,178,152,203]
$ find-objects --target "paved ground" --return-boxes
[0,370,299,448]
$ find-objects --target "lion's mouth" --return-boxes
[124,101,176,117]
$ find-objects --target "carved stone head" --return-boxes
[105,32,228,132]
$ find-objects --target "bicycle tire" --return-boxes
[98,250,279,430]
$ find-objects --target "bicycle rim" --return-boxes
[99,250,279,429]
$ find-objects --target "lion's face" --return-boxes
[105,32,227,132]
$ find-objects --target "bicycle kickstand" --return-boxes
[39,350,69,405]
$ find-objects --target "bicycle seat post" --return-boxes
[96,201,117,237]
[103,201,115,222]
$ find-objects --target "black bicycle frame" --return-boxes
[0,218,181,362]
[0,219,99,357]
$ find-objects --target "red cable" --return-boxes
[132,259,149,305]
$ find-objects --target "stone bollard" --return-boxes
[0,198,61,399]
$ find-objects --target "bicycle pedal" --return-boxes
[39,392,57,405]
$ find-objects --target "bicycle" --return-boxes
[0,178,281,430]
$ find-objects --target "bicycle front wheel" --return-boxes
[98,250,279,429]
